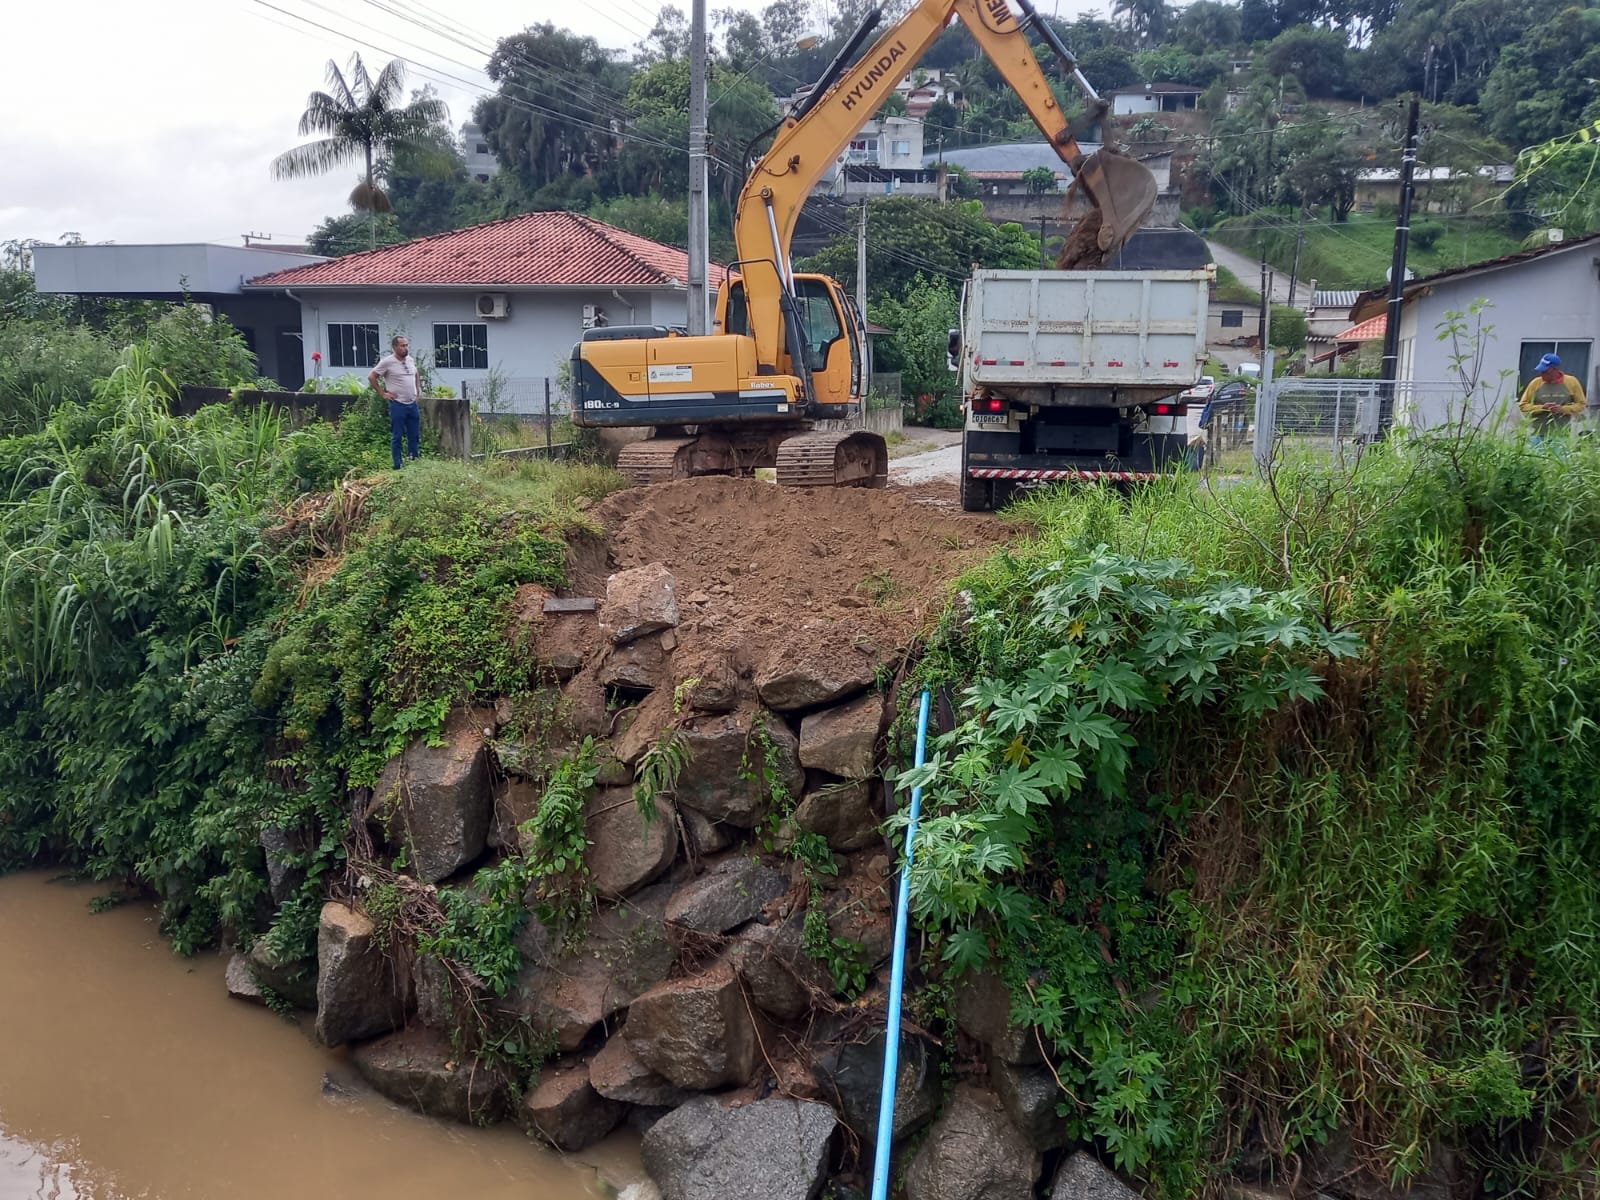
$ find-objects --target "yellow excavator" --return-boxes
[571,0,1158,488]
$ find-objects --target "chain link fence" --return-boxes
[1252,378,1513,470]
[461,375,573,419]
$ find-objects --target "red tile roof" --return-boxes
[1335,314,1387,341]
[246,212,727,290]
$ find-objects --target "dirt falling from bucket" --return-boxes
[0,872,642,1200]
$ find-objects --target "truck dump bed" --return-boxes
[962,268,1213,406]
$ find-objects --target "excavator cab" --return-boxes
[719,273,863,417]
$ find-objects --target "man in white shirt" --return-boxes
[370,335,421,469]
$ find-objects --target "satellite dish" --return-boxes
[1385,266,1416,283]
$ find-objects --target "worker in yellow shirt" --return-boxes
[1518,353,1587,435]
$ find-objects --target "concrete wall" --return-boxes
[287,286,683,396]
[976,191,1181,231]
[1397,245,1600,429]
[1208,299,1262,345]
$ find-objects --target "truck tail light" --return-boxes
[972,397,1005,414]
[1153,403,1189,417]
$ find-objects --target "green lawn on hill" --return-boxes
[1212,211,1525,290]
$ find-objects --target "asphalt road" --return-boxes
[1207,239,1297,306]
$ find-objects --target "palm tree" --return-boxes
[272,55,448,247]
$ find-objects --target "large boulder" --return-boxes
[247,939,317,1011]
[674,709,803,828]
[755,633,884,711]
[601,636,672,692]
[1049,1152,1141,1200]
[990,1055,1071,1151]
[952,971,1042,1065]
[678,805,732,855]
[792,780,880,852]
[641,1097,836,1200]
[351,1025,504,1125]
[225,952,264,1004]
[487,777,540,852]
[590,1033,694,1107]
[817,1029,941,1147]
[623,960,761,1091]
[260,825,309,903]
[602,564,681,645]
[729,916,826,1020]
[498,884,675,1051]
[520,1060,626,1151]
[665,856,790,937]
[905,1085,1041,1200]
[412,952,455,1029]
[368,709,492,883]
[1302,1130,1461,1200]
[314,902,413,1046]
[587,788,678,899]
[798,693,883,777]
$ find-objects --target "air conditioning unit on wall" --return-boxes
[476,292,510,319]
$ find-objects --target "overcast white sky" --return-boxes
[2,0,1099,248]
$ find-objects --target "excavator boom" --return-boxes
[733,0,1157,371]
[573,0,1155,492]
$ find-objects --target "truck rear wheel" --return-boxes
[960,442,995,512]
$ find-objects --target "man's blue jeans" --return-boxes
[389,400,420,469]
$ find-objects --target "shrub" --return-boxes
[900,433,1600,1195]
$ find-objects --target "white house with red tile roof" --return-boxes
[244,212,727,402]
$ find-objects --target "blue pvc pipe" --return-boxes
[871,688,932,1199]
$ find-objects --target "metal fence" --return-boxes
[461,375,573,419]
[1251,378,1503,470]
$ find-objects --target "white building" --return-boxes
[1347,231,1600,429]
[460,121,498,183]
[1107,82,1203,116]
[817,116,942,199]
[31,242,327,386]
[245,213,725,403]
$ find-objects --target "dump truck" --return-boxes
[953,266,1214,511]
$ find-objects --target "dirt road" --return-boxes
[889,428,961,486]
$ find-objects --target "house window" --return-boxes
[1519,340,1591,389]
[433,323,490,370]
[475,142,489,154]
[1221,310,1244,328]
[892,140,911,155]
[327,322,380,368]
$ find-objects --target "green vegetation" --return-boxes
[900,432,1600,1194]
[1212,210,1525,290]
[0,337,622,964]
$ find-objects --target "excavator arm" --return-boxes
[732,0,1157,372]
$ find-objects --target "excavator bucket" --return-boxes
[1059,150,1159,269]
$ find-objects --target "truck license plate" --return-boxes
[972,413,1008,425]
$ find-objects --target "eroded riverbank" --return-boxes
[0,871,641,1200]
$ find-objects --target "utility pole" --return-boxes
[856,201,868,319]
[686,0,710,335]
[1286,205,1306,308]
[1378,95,1420,432]
[1258,254,1269,357]
[1039,214,1048,268]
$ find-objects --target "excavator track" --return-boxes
[616,437,698,487]
[774,431,888,489]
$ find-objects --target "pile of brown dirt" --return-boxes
[580,477,1009,680]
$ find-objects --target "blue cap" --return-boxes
[1537,353,1561,372]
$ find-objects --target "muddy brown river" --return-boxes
[0,872,642,1200]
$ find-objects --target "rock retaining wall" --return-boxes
[231,545,1333,1200]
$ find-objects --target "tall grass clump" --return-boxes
[903,431,1600,1196]
[0,353,622,953]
